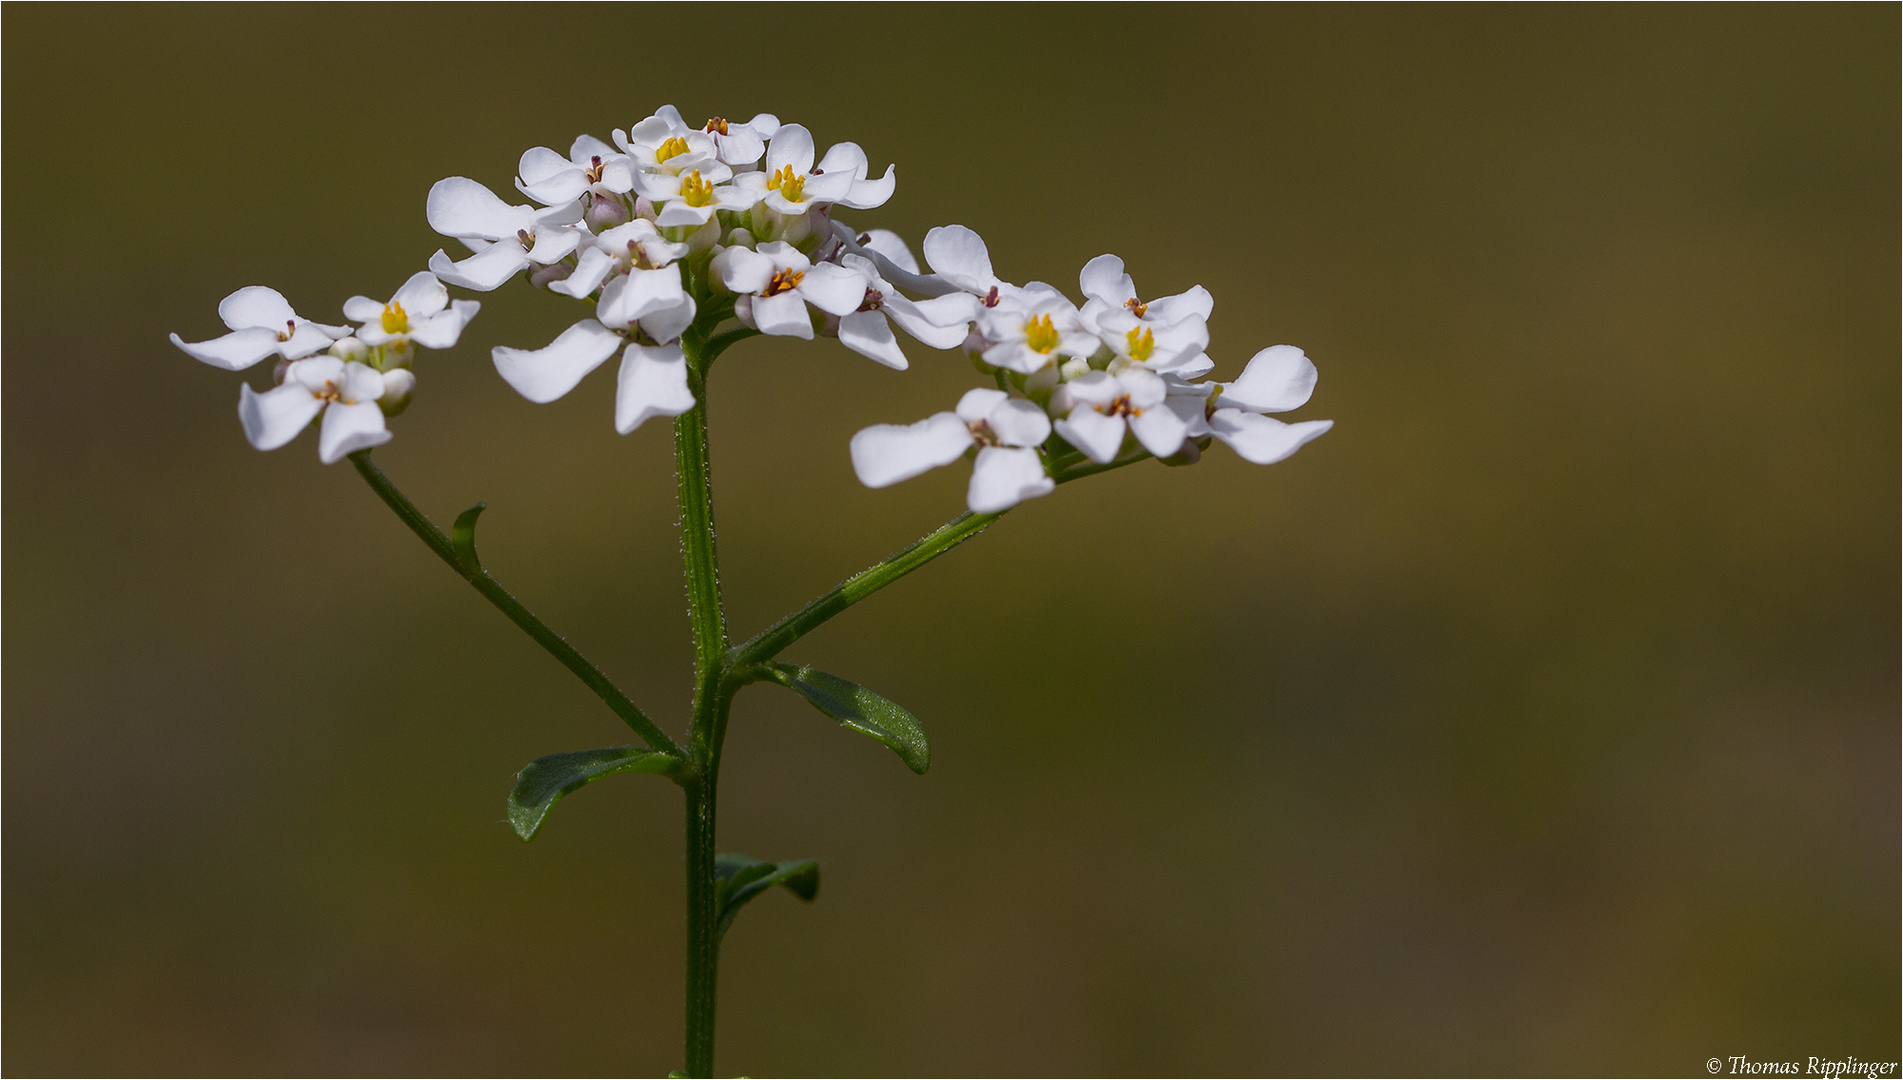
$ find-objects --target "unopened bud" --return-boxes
[686,218,721,253]
[1059,357,1090,381]
[633,196,658,222]
[961,329,987,356]
[724,226,757,248]
[1023,363,1059,394]
[327,336,369,362]
[585,194,631,231]
[530,262,573,290]
[378,367,416,416]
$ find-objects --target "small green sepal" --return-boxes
[507,746,677,840]
[714,852,820,940]
[767,663,931,773]
[451,501,486,576]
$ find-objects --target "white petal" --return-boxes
[1078,254,1134,308]
[638,294,698,344]
[1054,407,1127,464]
[1129,405,1189,458]
[428,244,529,292]
[391,271,449,318]
[797,262,869,316]
[318,400,391,464]
[764,123,815,175]
[491,319,621,403]
[922,225,995,293]
[838,310,908,370]
[520,171,589,207]
[615,343,697,434]
[909,292,982,328]
[288,356,344,390]
[342,295,384,323]
[1207,411,1333,464]
[860,229,919,274]
[849,413,971,488]
[409,300,479,350]
[1146,285,1214,324]
[217,286,298,332]
[882,297,971,349]
[1121,367,1168,409]
[526,226,580,264]
[1218,345,1318,413]
[517,146,572,186]
[238,381,323,451]
[712,246,773,294]
[276,322,337,360]
[426,177,530,240]
[171,328,279,370]
[815,140,869,179]
[968,447,1054,513]
[1062,370,1121,406]
[339,361,386,404]
[751,291,813,338]
[550,246,616,298]
[654,200,714,228]
[837,164,896,210]
[603,264,684,326]
[955,387,1008,423]
[987,398,1052,448]
[1164,395,1212,439]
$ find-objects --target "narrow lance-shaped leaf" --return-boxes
[714,852,819,940]
[451,501,486,576]
[766,663,930,774]
[507,747,677,840]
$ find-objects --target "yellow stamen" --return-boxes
[680,170,714,208]
[1103,393,1141,418]
[655,136,690,164]
[1125,297,1148,318]
[381,301,409,335]
[1024,313,1059,354]
[1126,327,1155,362]
[762,267,805,296]
[767,164,805,202]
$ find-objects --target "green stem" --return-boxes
[347,451,681,759]
[731,510,1003,667]
[675,329,730,1078]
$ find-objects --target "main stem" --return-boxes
[675,332,727,1078]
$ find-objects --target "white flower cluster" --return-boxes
[171,274,477,463]
[172,104,1330,495]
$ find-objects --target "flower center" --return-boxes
[1024,313,1059,354]
[680,170,714,207]
[762,267,805,297]
[704,117,729,135]
[1125,297,1148,318]
[967,419,1000,447]
[517,228,536,250]
[767,164,805,203]
[857,287,884,313]
[1125,327,1155,362]
[655,137,691,164]
[381,301,409,335]
[1101,393,1141,418]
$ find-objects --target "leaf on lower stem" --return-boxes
[507,747,676,840]
[715,852,819,940]
[766,663,931,774]
[451,501,486,576]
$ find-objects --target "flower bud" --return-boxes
[1059,357,1091,381]
[686,218,721,253]
[378,367,416,416]
[1023,363,1060,394]
[585,194,630,231]
[327,336,369,363]
[530,262,573,290]
[724,227,757,249]
[961,329,987,356]
[633,196,658,222]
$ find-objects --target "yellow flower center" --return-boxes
[680,170,714,208]
[1126,327,1155,362]
[1024,313,1059,354]
[1101,394,1140,418]
[381,301,409,335]
[762,267,805,297]
[767,164,805,202]
[655,136,690,164]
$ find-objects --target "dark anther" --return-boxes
[983,285,1001,308]
[857,232,872,246]
[518,228,535,249]
[858,287,884,312]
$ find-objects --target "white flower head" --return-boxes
[1078,254,1214,377]
[1164,345,1334,465]
[426,177,585,292]
[1051,367,1189,464]
[171,286,349,371]
[851,388,1055,513]
[238,356,396,464]
[343,272,481,357]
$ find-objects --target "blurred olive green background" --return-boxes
[5,5,1896,1076]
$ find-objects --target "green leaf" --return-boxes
[766,663,931,773]
[451,501,486,576]
[714,852,819,940]
[507,747,676,840]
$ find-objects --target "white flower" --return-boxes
[616,105,724,176]
[550,220,695,332]
[851,387,1056,513]
[1079,255,1212,376]
[828,253,971,370]
[343,272,481,355]
[729,125,867,217]
[237,356,394,464]
[712,242,865,340]
[702,113,780,168]
[1164,345,1334,464]
[490,316,696,435]
[974,284,1101,375]
[171,286,349,370]
[426,177,585,292]
[1051,367,1189,463]
[515,134,635,205]
[633,162,757,228]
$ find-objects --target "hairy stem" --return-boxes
[347,451,680,758]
